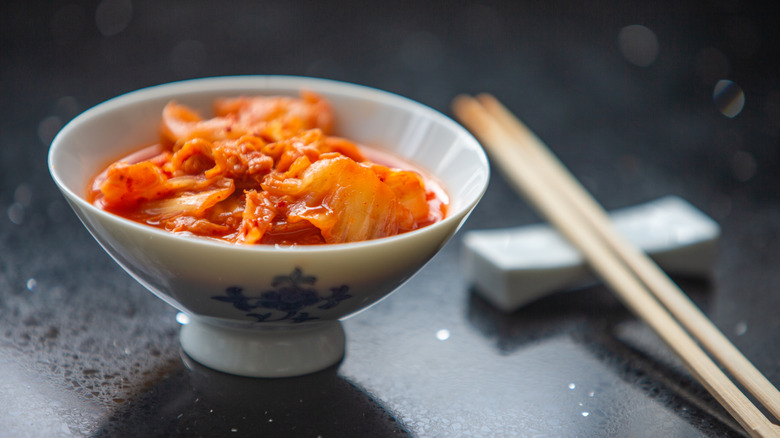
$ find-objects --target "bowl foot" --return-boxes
[180,319,345,378]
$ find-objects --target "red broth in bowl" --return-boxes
[88,92,447,245]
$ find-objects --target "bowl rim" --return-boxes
[48,75,490,253]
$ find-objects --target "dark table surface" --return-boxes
[2,1,778,436]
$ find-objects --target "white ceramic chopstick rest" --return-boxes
[461,196,721,312]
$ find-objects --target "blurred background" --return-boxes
[4,0,779,223]
[1,1,778,437]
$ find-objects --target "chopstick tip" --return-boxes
[451,93,474,109]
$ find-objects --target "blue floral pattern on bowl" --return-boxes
[212,268,352,323]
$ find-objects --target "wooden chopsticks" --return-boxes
[452,94,780,438]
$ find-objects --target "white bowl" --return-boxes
[48,76,489,377]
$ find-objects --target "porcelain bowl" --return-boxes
[48,76,489,377]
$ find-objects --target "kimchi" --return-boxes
[89,92,447,245]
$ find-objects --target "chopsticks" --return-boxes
[452,94,780,438]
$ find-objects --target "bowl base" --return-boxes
[180,319,345,378]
